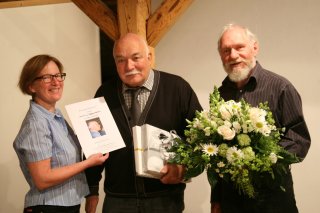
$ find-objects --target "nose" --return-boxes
[51,76,61,85]
[126,59,135,70]
[229,48,239,59]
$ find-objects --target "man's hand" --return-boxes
[160,164,185,184]
[211,202,221,213]
[85,195,99,213]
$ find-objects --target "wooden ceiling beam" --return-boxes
[0,0,70,9]
[117,0,150,39]
[72,0,119,41]
[147,0,194,47]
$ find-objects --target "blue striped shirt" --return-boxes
[13,101,89,208]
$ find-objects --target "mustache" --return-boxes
[125,70,141,76]
[225,60,244,66]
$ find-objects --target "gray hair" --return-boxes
[113,33,150,58]
[217,23,259,51]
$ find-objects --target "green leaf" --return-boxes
[207,169,219,188]
[185,165,205,179]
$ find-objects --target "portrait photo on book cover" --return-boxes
[86,117,106,139]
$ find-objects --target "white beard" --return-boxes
[223,59,255,82]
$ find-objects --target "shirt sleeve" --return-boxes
[15,118,53,163]
[277,84,311,160]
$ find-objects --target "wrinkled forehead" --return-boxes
[220,28,251,48]
[222,28,249,41]
[114,35,148,57]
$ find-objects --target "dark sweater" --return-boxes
[85,70,202,198]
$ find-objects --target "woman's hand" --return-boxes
[86,153,109,167]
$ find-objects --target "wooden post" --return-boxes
[117,0,150,39]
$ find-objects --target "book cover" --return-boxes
[65,97,126,158]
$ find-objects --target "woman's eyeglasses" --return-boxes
[34,73,66,83]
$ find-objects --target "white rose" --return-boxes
[223,120,232,128]
[219,105,232,120]
[217,125,235,140]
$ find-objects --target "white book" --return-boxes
[132,124,177,179]
[65,97,126,158]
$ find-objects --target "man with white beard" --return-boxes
[210,24,311,213]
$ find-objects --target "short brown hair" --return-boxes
[18,54,63,96]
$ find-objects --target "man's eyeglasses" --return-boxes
[34,73,66,83]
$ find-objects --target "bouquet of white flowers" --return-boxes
[167,87,299,198]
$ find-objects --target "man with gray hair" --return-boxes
[211,24,311,213]
[85,33,202,213]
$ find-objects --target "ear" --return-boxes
[148,52,153,62]
[252,41,259,56]
[147,46,155,68]
[28,83,36,94]
[147,46,153,60]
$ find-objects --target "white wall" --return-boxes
[1,1,319,213]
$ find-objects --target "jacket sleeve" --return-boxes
[180,78,202,122]
[85,164,105,196]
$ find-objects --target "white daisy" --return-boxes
[226,146,244,163]
[202,143,218,156]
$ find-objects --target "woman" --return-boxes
[13,54,108,213]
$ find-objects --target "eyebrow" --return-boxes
[115,52,142,59]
